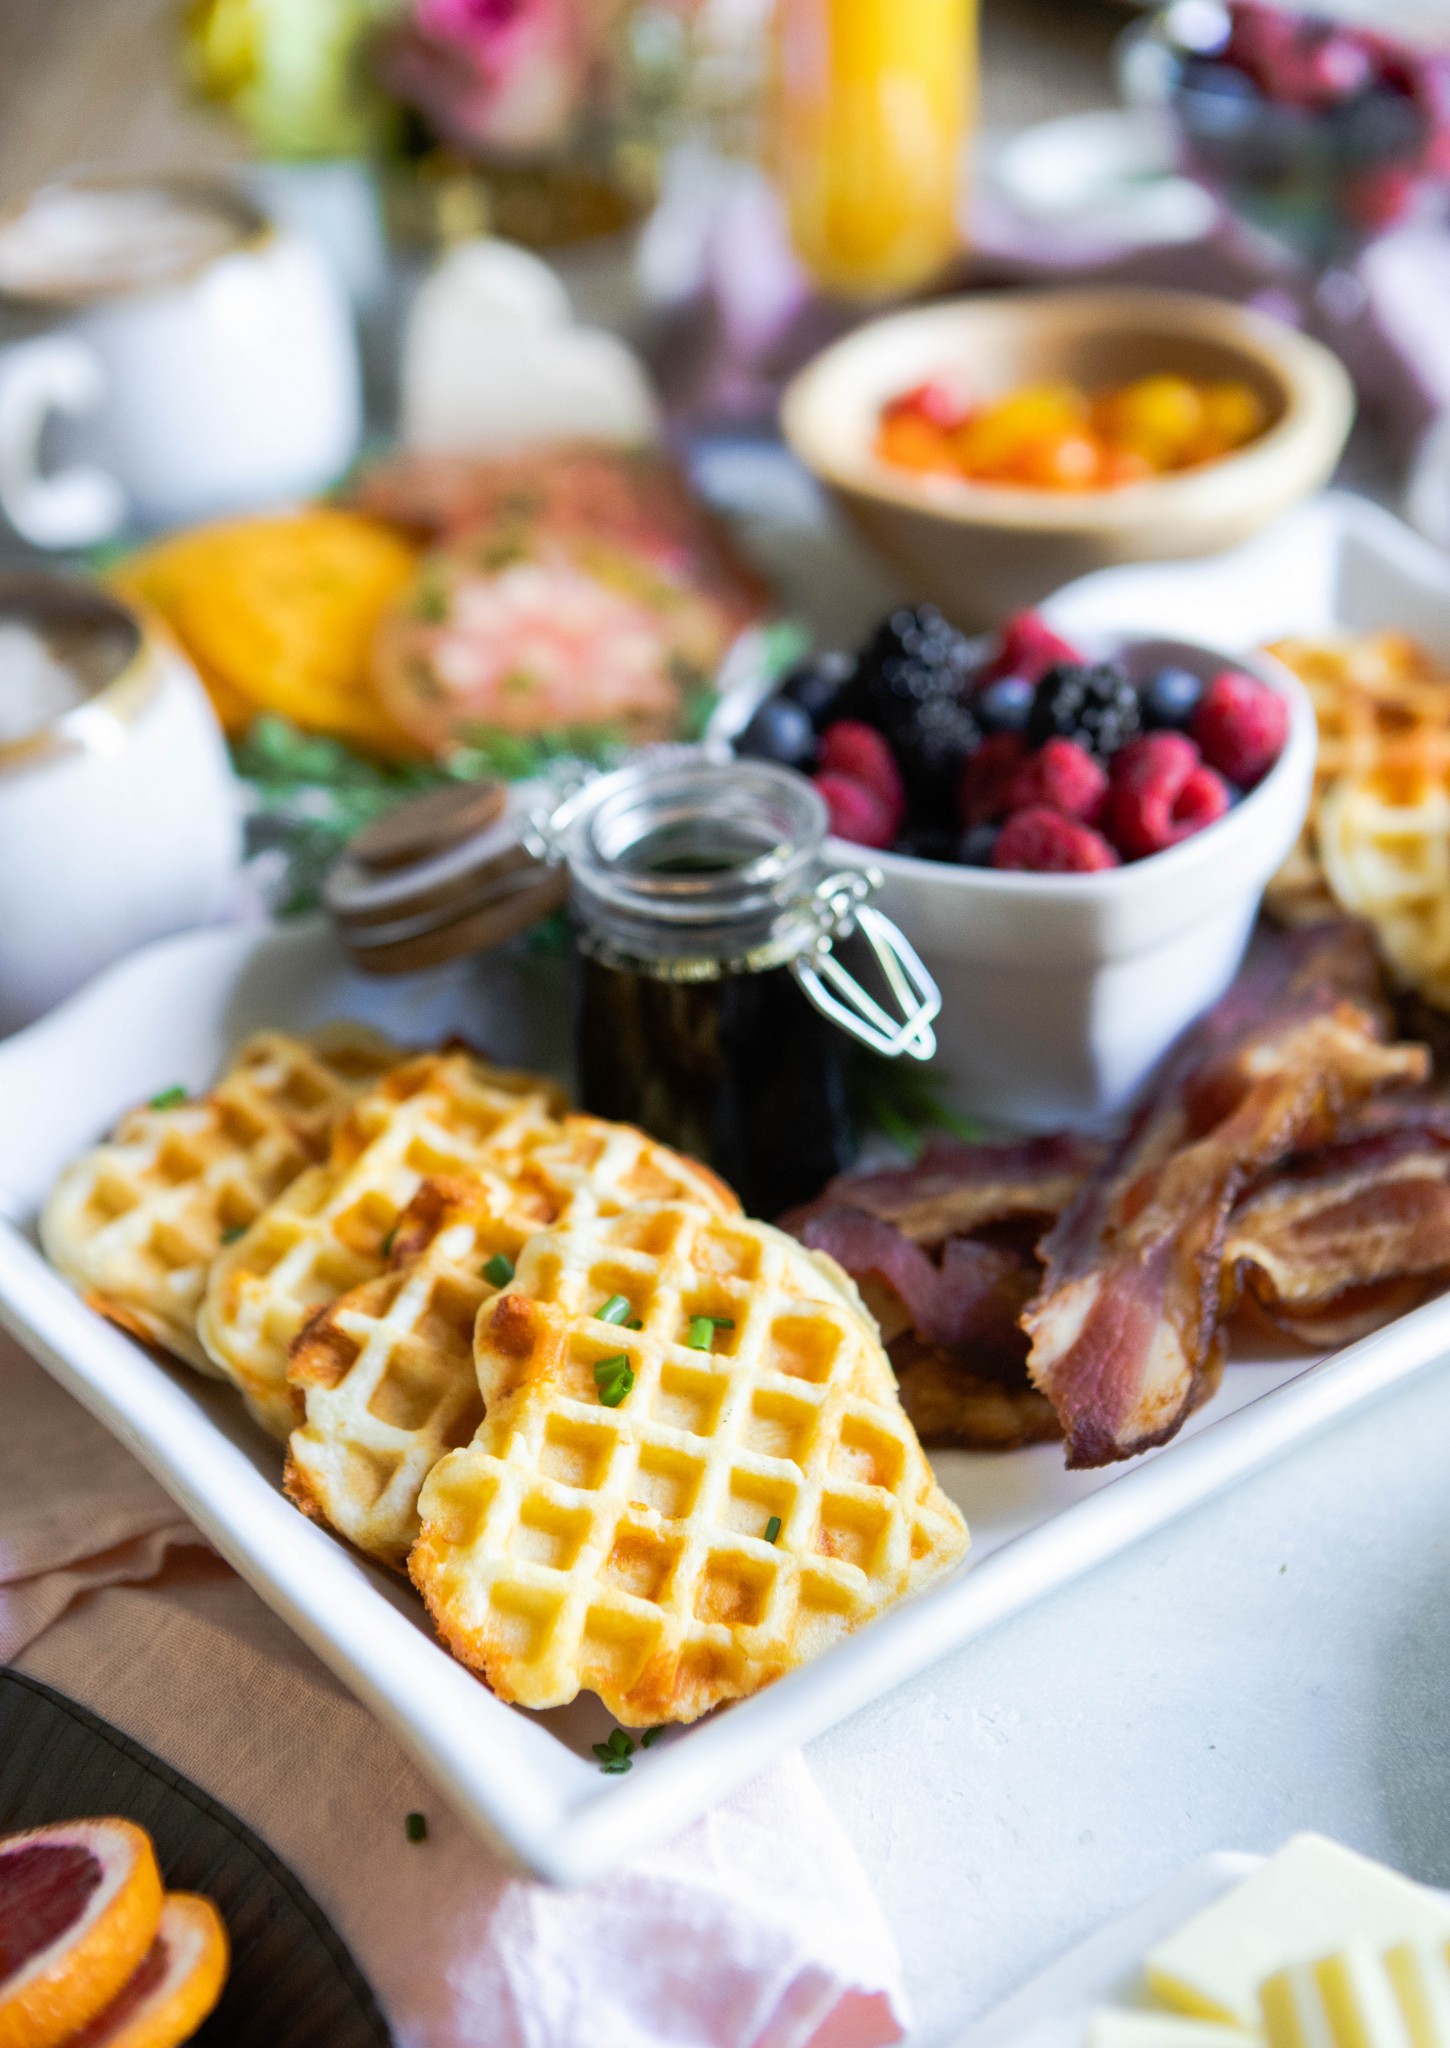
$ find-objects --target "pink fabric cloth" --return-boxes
[0,1330,909,2048]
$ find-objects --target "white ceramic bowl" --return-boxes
[718,635,1315,1130]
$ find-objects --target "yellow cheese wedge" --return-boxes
[1261,1947,1415,2048]
[1146,1839,1450,2028]
[1089,2008,1260,2048]
[1384,1945,1450,2048]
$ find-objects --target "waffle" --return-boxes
[285,1120,740,1566]
[409,1203,969,1723]
[40,1025,400,1373]
[1266,633,1450,993]
[198,1050,568,1436]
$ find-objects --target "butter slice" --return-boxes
[1385,1945,1450,2048]
[1146,1839,1450,2028]
[1262,1948,1415,2048]
[1089,2009,1258,2048]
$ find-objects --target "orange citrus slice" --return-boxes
[64,1893,229,2048]
[0,1818,162,2048]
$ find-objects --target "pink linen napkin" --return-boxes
[1,1328,908,2048]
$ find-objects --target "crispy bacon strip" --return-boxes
[1022,924,1430,1468]
[1227,1123,1450,1345]
[889,1336,1063,1452]
[784,1133,1103,1247]
[792,1205,1038,1361]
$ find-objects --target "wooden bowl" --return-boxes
[779,287,1355,629]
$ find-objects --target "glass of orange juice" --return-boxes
[770,0,976,298]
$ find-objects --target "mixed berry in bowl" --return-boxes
[733,605,1288,875]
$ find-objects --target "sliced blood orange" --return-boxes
[0,1818,162,2048]
[64,1893,229,2048]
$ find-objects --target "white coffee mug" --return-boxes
[0,175,362,548]
[0,572,241,1033]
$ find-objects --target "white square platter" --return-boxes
[2,489,1449,1884]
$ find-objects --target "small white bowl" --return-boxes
[719,636,1315,1130]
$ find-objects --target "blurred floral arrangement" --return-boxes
[185,0,697,241]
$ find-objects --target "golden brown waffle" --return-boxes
[198,1050,568,1438]
[285,1121,741,1567]
[410,1203,968,1724]
[1266,633,1450,995]
[40,1025,400,1372]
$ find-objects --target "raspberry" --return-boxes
[957,733,1026,827]
[1006,737,1108,823]
[817,720,906,832]
[992,806,1119,874]
[981,610,1083,685]
[1191,669,1288,788]
[1105,733,1230,858]
[814,771,895,850]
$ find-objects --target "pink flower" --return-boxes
[377,0,594,158]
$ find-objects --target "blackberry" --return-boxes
[846,606,976,737]
[1027,661,1141,760]
[895,822,959,863]
[893,696,982,820]
[956,822,1000,867]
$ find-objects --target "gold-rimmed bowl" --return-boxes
[780,287,1355,629]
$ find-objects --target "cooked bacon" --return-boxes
[1023,924,1430,1468]
[794,1204,1038,1361]
[783,1133,1103,1247]
[1226,1123,1450,1345]
[889,1335,1062,1452]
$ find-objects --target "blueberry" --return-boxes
[781,651,855,728]
[1142,667,1205,732]
[735,695,817,770]
[957,823,1000,867]
[975,675,1035,736]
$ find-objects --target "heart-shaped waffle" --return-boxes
[410,1203,968,1724]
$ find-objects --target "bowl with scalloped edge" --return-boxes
[779,287,1355,631]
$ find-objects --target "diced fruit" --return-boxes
[958,733,1027,826]
[981,610,1083,684]
[993,806,1120,873]
[818,720,906,832]
[0,1819,164,2048]
[974,674,1036,734]
[1142,666,1206,732]
[1006,736,1108,823]
[736,695,817,770]
[1027,661,1142,759]
[1191,668,1289,786]
[957,822,1000,866]
[1092,375,1206,472]
[886,378,974,430]
[875,411,959,475]
[814,771,896,849]
[1105,732,1229,857]
[781,651,855,727]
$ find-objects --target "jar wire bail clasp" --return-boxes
[791,869,940,1062]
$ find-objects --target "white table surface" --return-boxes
[810,1356,1450,2046]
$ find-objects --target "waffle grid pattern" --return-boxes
[40,1026,399,1372]
[199,1052,567,1437]
[285,1120,741,1567]
[411,1204,968,1724]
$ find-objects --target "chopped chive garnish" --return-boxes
[686,1316,714,1350]
[381,1228,398,1258]
[595,1294,631,1324]
[593,1729,636,1772]
[405,1811,427,1842]
[640,1726,664,1748]
[764,1515,782,1545]
[148,1085,187,1110]
[220,1225,246,1245]
[710,1317,736,1330]
[483,1252,514,1287]
[627,1318,643,1331]
[594,1354,634,1407]
[600,1757,632,1773]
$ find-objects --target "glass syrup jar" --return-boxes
[542,751,939,1218]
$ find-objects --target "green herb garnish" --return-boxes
[640,1726,665,1748]
[594,1354,634,1407]
[626,1318,643,1331]
[405,1811,428,1842]
[483,1253,515,1287]
[220,1225,247,1245]
[685,1315,734,1351]
[381,1228,398,1259]
[148,1086,187,1110]
[593,1729,636,1773]
[764,1515,782,1545]
[595,1294,631,1324]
